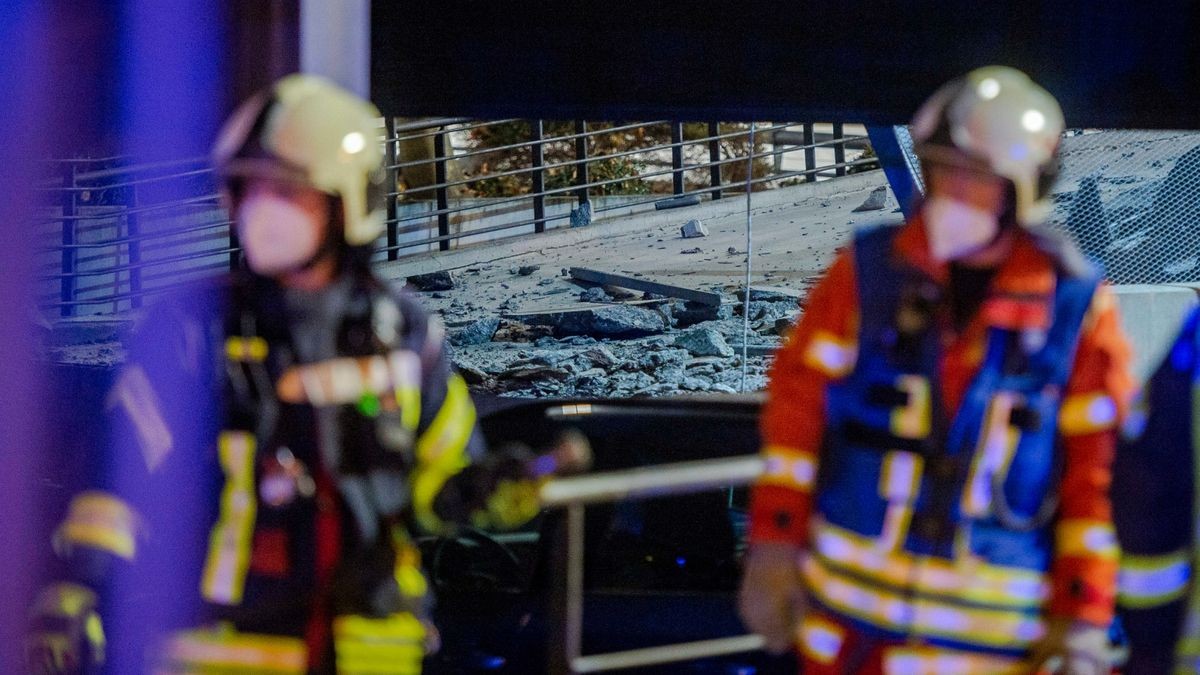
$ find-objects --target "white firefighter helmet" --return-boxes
[213,74,386,246]
[911,65,1064,226]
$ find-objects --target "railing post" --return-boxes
[670,121,685,195]
[532,119,547,233]
[59,162,77,318]
[384,116,399,260]
[803,122,816,182]
[127,183,142,311]
[833,121,846,177]
[433,126,451,251]
[707,121,722,200]
[549,503,585,675]
[574,120,589,205]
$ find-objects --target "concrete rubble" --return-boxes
[48,172,899,400]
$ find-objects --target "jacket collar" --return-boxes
[891,215,1057,332]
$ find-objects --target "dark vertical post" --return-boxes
[531,119,546,233]
[574,120,589,205]
[670,121,684,195]
[433,126,450,251]
[384,116,399,260]
[229,200,241,271]
[833,122,846,177]
[59,162,76,318]
[707,121,722,200]
[803,122,816,182]
[548,503,585,675]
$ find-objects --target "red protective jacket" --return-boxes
[750,217,1134,628]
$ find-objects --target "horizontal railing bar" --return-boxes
[39,219,232,252]
[69,156,209,183]
[540,455,763,507]
[39,246,238,280]
[384,119,675,171]
[389,148,873,219]
[390,116,474,134]
[571,634,766,673]
[34,194,222,223]
[383,121,800,172]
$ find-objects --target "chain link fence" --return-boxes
[1049,130,1200,284]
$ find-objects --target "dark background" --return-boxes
[374,0,1200,127]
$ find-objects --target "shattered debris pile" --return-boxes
[434,267,806,398]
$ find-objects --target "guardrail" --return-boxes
[538,454,766,674]
[35,119,877,317]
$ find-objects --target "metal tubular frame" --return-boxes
[540,454,765,674]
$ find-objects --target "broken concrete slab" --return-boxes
[510,304,668,338]
[569,267,722,307]
[669,301,722,328]
[674,327,735,358]
[407,270,455,291]
[449,316,500,347]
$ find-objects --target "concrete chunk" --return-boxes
[680,219,709,238]
[674,327,735,357]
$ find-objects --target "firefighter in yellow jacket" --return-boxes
[25,75,577,674]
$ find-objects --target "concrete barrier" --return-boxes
[1112,284,1199,382]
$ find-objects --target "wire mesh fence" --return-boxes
[1049,129,1200,284]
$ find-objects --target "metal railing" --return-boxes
[538,454,766,674]
[35,119,877,317]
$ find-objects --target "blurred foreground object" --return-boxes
[29,74,571,674]
[741,66,1133,671]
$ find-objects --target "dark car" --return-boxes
[421,394,796,674]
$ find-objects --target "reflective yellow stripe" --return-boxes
[334,613,425,675]
[389,350,421,431]
[760,445,818,491]
[106,365,173,472]
[798,614,844,664]
[803,330,857,378]
[224,336,269,363]
[882,646,1021,674]
[810,519,1048,609]
[201,431,257,605]
[1120,550,1190,608]
[1058,392,1118,435]
[961,393,1021,518]
[877,451,922,551]
[802,554,1045,650]
[275,349,422,408]
[1056,519,1119,559]
[58,492,139,560]
[411,374,475,533]
[159,628,306,673]
[392,536,429,600]
[889,375,931,440]
[477,478,542,530]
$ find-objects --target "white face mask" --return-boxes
[236,193,324,276]
[922,196,1000,262]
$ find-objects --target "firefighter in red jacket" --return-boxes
[739,66,1134,673]
[25,75,582,674]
